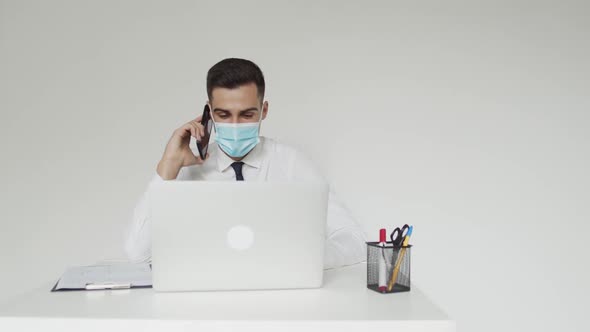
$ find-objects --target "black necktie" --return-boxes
[231,162,244,181]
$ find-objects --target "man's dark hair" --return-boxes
[206,58,265,101]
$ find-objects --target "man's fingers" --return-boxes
[175,126,190,139]
[188,122,202,140]
[185,124,197,139]
[189,121,204,139]
[187,151,205,165]
[194,121,205,133]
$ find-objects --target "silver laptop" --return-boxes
[148,181,328,292]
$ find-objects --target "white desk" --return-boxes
[0,263,454,332]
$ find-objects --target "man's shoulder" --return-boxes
[261,136,320,170]
[261,136,297,155]
[261,136,325,182]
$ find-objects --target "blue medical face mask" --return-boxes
[210,106,263,158]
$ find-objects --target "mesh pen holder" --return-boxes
[366,242,412,294]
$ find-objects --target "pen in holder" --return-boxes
[366,242,412,294]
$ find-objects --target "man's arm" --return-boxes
[324,191,367,269]
[123,173,165,262]
[289,150,367,269]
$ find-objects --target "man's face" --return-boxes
[208,82,268,124]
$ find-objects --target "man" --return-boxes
[124,58,366,269]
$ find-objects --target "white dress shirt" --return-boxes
[124,136,367,269]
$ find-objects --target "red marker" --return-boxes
[378,228,387,292]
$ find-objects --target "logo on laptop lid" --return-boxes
[227,225,255,251]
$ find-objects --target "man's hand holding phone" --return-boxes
[157,115,210,180]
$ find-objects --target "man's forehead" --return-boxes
[210,83,260,105]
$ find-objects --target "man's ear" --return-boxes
[262,101,269,120]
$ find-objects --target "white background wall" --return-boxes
[1,0,589,331]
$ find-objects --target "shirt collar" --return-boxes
[215,137,264,172]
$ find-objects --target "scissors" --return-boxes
[390,224,410,247]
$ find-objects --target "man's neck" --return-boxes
[223,149,249,162]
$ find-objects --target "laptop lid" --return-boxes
[149,181,328,292]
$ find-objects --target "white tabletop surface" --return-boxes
[0,263,454,332]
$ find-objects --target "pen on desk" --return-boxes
[387,226,413,291]
[85,282,131,290]
[378,228,387,292]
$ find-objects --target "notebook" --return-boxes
[51,263,152,291]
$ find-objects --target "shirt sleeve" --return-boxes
[289,150,367,269]
[323,191,367,269]
[123,172,167,263]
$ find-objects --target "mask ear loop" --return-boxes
[257,102,264,131]
[208,103,218,134]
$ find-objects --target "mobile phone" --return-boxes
[196,104,212,160]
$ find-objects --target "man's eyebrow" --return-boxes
[213,107,259,113]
